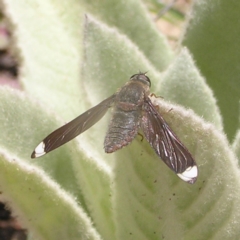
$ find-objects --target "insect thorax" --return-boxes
[115,81,149,111]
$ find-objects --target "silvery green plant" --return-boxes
[0,0,239,239]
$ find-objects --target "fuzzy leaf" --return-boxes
[1,0,240,239]
[0,87,115,239]
[82,15,161,102]
[232,130,240,162]
[81,0,173,70]
[0,152,102,240]
[159,48,223,130]
[0,87,80,195]
[2,0,84,119]
[182,0,240,140]
[113,97,240,240]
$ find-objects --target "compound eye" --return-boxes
[143,75,151,87]
[138,74,151,87]
[130,73,138,79]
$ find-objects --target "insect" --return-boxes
[31,73,198,184]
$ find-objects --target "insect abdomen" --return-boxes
[104,107,140,153]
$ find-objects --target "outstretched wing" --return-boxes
[141,97,198,184]
[31,95,116,158]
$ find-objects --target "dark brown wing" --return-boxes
[141,97,198,184]
[31,95,116,158]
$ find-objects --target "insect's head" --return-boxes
[130,72,151,87]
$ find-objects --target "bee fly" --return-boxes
[31,73,198,184]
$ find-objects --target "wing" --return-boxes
[31,95,116,158]
[141,97,198,184]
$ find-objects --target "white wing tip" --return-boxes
[31,142,46,158]
[177,166,198,184]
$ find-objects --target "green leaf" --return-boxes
[1,0,240,239]
[2,0,173,121]
[0,87,115,239]
[0,152,102,240]
[0,87,80,195]
[159,48,223,130]
[182,0,240,141]
[113,97,240,240]
[82,15,162,102]
[232,130,240,161]
[2,0,84,119]
[81,0,173,70]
